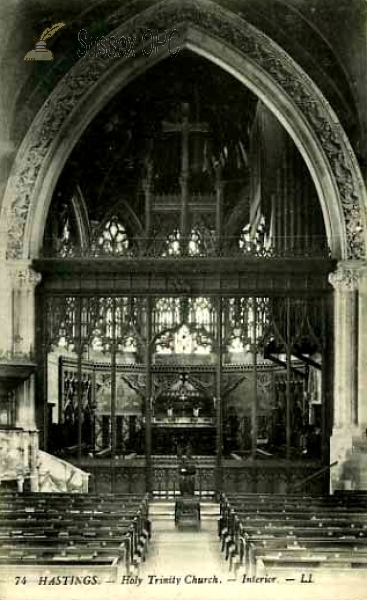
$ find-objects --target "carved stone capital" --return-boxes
[8,262,42,289]
[329,266,360,292]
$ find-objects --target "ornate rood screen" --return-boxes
[43,293,328,463]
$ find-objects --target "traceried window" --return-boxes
[153,297,181,354]
[163,227,215,257]
[226,297,270,353]
[92,215,130,256]
[187,297,215,351]
[53,296,77,350]
[57,213,73,257]
[164,229,181,257]
[187,229,203,256]
[153,298,181,330]
[89,297,138,353]
[249,297,270,344]
[239,215,273,256]
[49,296,139,354]
[153,296,215,354]
[43,197,79,258]
[226,298,250,354]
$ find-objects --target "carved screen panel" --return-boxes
[57,363,93,452]
[221,295,326,460]
[56,359,145,457]
[152,296,216,355]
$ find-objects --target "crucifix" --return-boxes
[162,102,210,242]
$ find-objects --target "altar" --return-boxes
[152,420,215,455]
[152,373,216,455]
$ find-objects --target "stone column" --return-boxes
[329,262,361,491]
[8,262,41,432]
[0,260,13,357]
[8,261,42,359]
[358,266,367,430]
[16,374,36,430]
[8,262,42,491]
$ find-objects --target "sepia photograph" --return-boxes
[0,0,366,599]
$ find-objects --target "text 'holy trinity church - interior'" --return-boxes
[0,0,366,592]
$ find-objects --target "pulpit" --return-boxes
[0,362,38,491]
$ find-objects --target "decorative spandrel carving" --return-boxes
[4,0,365,260]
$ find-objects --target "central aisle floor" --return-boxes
[143,516,229,579]
[139,512,234,599]
[138,502,340,600]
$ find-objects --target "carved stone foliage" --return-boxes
[4,0,365,259]
[8,263,42,289]
[328,265,361,292]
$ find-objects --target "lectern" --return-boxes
[175,458,200,530]
[178,463,196,496]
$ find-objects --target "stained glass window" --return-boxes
[153,296,214,354]
[93,215,130,256]
[239,215,273,256]
[225,297,270,353]
[163,227,214,257]
[164,229,181,257]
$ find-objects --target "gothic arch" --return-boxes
[1,0,366,260]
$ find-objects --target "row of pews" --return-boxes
[219,491,367,581]
[0,491,151,583]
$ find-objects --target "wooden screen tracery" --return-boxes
[42,291,330,465]
[54,359,145,457]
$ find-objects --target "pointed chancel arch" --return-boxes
[1,0,366,261]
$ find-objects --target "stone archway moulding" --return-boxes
[1,0,366,260]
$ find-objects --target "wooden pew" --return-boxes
[218,492,367,579]
[232,533,367,570]
[0,492,150,578]
[256,552,367,578]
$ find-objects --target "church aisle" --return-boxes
[143,514,229,580]
[137,503,367,600]
[139,509,234,599]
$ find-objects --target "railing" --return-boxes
[221,461,328,496]
[74,457,327,496]
[291,461,338,491]
[152,463,215,499]
[43,235,330,260]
